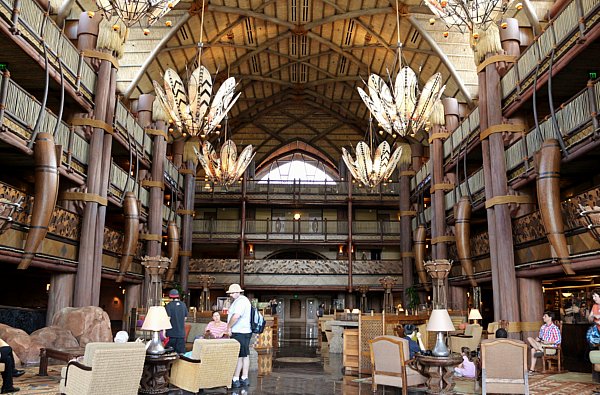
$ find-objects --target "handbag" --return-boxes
[586,325,600,346]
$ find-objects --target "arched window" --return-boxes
[258,152,336,184]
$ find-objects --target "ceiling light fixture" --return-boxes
[342,118,409,189]
[95,0,178,27]
[423,0,511,34]
[357,0,446,139]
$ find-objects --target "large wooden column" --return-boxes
[429,103,448,261]
[518,278,544,340]
[139,95,168,258]
[239,174,247,287]
[477,25,520,323]
[443,98,468,311]
[347,173,353,292]
[74,14,114,307]
[46,273,75,324]
[179,159,196,294]
[124,283,141,330]
[399,160,414,307]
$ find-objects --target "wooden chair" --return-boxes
[541,322,562,373]
[450,324,483,354]
[481,339,529,395]
[369,335,426,395]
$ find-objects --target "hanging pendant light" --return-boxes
[194,137,255,188]
[357,0,446,139]
[153,66,240,138]
[95,0,179,27]
[423,0,511,33]
[152,0,240,139]
[341,118,409,189]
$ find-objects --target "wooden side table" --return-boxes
[139,351,178,394]
[415,353,463,394]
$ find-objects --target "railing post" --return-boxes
[324,218,328,241]
[10,0,21,33]
[0,71,10,125]
[587,80,599,139]
[574,0,587,41]
[267,217,270,240]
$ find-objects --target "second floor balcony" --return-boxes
[193,218,402,243]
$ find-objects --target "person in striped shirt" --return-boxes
[527,311,561,373]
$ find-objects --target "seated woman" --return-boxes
[204,311,229,339]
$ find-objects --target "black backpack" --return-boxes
[250,306,266,334]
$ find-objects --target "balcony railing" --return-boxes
[193,218,402,241]
[164,158,184,191]
[114,101,153,160]
[109,162,149,209]
[501,0,599,107]
[162,204,181,227]
[196,179,401,202]
[0,0,96,101]
[505,79,599,181]
[0,73,89,175]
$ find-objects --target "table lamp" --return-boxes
[141,306,172,355]
[468,308,482,325]
[427,309,455,357]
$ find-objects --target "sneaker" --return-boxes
[12,370,25,378]
[240,378,250,387]
[232,380,241,388]
[1,387,20,394]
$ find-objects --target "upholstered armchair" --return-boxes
[481,339,529,395]
[486,322,499,339]
[450,324,483,354]
[59,342,146,395]
[170,338,241,393]
[369,335,427,395]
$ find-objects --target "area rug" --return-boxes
[11,365,61,395]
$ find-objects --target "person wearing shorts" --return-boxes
[226,283,252,388]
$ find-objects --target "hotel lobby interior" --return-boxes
[0,0,599,393]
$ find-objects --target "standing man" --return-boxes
[226,283,252,388]
[526,311,561,373]
[165,289,187,354]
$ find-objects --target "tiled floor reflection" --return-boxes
[213,322,410,395]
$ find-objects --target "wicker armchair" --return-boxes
[450,324,482,354]
[170,338,241,392]
[59,342,146,395]
[481,339,529,394]
[369,335,426,395]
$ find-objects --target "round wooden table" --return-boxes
[139,351,178,394]
[415,353,463,394]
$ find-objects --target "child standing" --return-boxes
[454,346,476,378]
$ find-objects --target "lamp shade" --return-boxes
[427,309,455,332]
[468,308,483,321]
[141,306,172,331]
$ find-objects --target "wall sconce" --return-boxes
[46,283,50,292]
[338,245,344,254]
[293,213,301,220]
[122,288,126,295]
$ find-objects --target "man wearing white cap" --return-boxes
[226,283,252,388]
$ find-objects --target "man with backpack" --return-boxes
[226,283,252,388]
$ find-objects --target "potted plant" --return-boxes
[405,286,420,315]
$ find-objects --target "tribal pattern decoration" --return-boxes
[153,66,240,138]
[342,141,409,188]
[194,139,255,187]
[357,68,445,138]
[96,0,179,26]
[423,0,511,33]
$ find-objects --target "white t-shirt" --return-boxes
[228,294,252,334]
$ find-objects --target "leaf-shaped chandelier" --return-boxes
[357,0,446,139]
[423,0,511,34]
[342,140,407,189]
[95,0,179,27]
[153,66,240,138]
[194,139,255,188]
[358,69,445,138]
